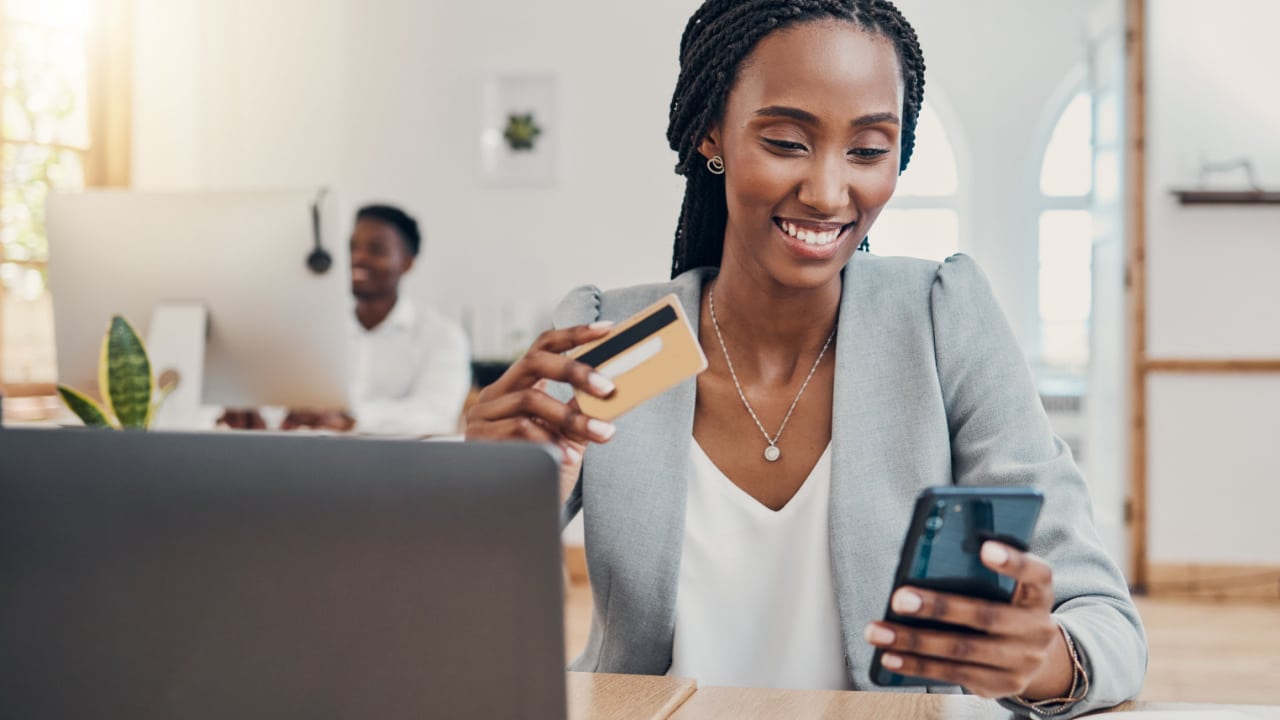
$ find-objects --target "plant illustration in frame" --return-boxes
[503,112,542,152]
[481,74,557,184]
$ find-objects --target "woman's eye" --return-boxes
[763,138,807,152]
[849,147,891,159]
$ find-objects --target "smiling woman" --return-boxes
[667,5,923,280]
[691,20,903,293]
[465,2,1146,717]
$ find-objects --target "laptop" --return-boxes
[0,428,567,719]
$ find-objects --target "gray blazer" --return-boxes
[554,253,1146,717]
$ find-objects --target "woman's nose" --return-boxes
[797,154,853,215]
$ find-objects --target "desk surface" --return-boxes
[666,686,1280,719]
[567,672,697,720]
[567,673,1280,719]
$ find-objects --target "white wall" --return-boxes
[1148,376,1280,565]
[1145,0,1280,565]
[133,0,348,190]
[131,0,204,189]
[132,0,1102,356]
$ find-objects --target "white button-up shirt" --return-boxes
[348,298,471,436]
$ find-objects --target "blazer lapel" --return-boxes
[581,268,711,674]
[828,255,932,691]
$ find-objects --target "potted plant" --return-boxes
[57,315,173,429]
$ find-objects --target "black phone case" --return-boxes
[869,486,1044,687]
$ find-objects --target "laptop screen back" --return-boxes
[0,429,566,719]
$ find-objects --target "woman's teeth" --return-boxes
[780,220,842,246]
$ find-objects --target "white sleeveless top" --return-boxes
[668,440,851,691]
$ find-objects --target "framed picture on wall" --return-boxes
[480,74,557,185]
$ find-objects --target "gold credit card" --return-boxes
[569,294,708,421]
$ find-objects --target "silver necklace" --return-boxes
[707,282,837,463]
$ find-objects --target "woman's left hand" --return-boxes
[863,541,1075,700]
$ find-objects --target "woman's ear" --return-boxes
[697,127,723,161]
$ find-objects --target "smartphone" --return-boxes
[568,294,707,421]
[869,486,1044,687]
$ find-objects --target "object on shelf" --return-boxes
[1171,157,1280,205]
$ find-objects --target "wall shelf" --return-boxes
[1171,189,1280,205]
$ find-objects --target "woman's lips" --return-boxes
[774,218,855,261]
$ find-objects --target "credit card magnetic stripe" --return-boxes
[576,304,678,369]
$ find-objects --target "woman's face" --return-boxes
[701,19,904,290]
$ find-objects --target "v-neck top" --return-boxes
[667,439,851,690]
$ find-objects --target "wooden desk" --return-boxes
[665,686,1280,719]
[567,672,696,720]
[665,681,1280,712]
[565,674,1280,719]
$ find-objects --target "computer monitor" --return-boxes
[46,189,351,427]
[0,428,568,719]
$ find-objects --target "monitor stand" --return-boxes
[147,302,209,430]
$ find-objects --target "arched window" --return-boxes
[1037,91,1093,372]
[873,100,962,262]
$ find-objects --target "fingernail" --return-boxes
[882,653,904,670]
[587,418,616,441]
[982,541,1010,567]
[892,589,923,615]
[588,372,616,397]
[562,445,582,465]
[864,624,895,645]
[588,321,614,331]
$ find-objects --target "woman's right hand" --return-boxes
[465,322,618,500]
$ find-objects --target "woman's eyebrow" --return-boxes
[851,111,900,127]
[752,105,900,128]
[753,105,819,123]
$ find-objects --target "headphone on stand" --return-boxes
[306,187,333,274]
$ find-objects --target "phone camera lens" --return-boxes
[925,515,944,531]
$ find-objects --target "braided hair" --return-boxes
[667,0,925,278]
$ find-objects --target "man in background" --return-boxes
[220,204,471,435]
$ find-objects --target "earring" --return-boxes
[706,155,725,175]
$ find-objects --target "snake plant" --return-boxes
[57,315,173,429]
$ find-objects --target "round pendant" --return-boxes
[764,445,781,462]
